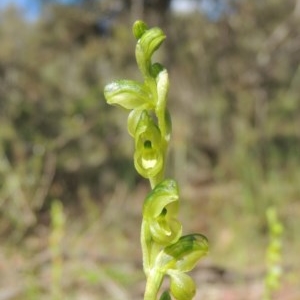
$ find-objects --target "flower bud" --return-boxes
[133,20,148,40]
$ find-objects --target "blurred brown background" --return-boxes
[0,0,299,299]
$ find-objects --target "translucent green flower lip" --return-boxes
[134,146,163,178]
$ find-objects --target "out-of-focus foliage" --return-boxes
[0,4,137,235]
[0,0,300,235]
[166,0,300,176]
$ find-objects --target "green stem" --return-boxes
[141,220,151,275]
[144,268,164,300]
[141,220,165,300]
[141,220,162,273]
[149,171,164,189]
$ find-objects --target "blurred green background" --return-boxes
[0,0,299,299]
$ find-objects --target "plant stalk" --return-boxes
[144,268,164,300]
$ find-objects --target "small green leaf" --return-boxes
[159,290,171,300]
[104,80,152,110]
[168,271,196,300]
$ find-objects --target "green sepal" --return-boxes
[135,27,166,77]
[134,111,164,178]
[143,179,182,245]
[133,20,148,40]
[159,290,171,300]
[156,234,209,272]
[104,80,153,110]
[168,270,196,300]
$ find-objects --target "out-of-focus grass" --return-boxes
[0,183,144,300]
[1,166,299,299]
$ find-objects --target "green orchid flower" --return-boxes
[143,179,182,246]
[133,110,164,179]
[152,235,208,300]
